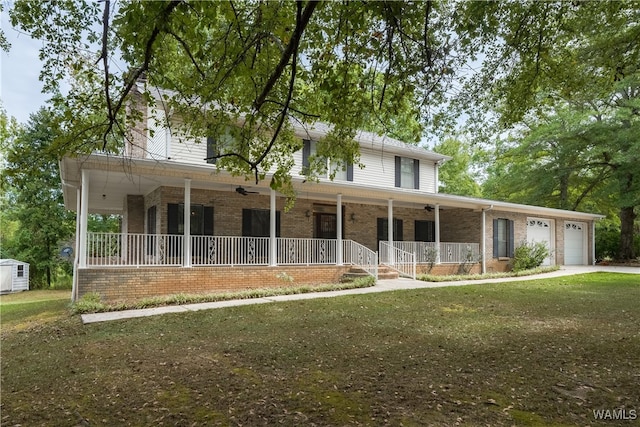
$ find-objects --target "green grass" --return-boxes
[0,290,70,332]
[1,273,639,426]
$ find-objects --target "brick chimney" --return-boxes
[125,75,148,158]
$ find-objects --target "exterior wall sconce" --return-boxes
[305,210,311,218]
[350,213,356,222]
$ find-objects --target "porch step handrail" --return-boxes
[391,241,480,264]
[343,240,378,280]
[379,241,416,280]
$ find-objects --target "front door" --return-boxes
[314,213,337,239]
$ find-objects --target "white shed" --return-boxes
[0,259,30,293]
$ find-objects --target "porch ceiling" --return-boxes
[60,154,604,220]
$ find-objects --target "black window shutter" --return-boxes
[242,209,252,236]
[508,220,515,258]
[168,204,180,234]
[203,206,214,235]
[395,156,401,187]
[206,137,217,164]
[302,139,311,170]
[377,218,386,241]
[394,219,403,241]
[347,163,354,181]
[413,159,420,189]
[276,211,281,237]
[493,219,499,258]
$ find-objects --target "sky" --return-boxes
[1,10,50,124]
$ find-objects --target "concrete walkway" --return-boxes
[81,266,639,324]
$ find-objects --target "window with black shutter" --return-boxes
[242,209,281,237]
[395,156,419,189]
[303,139,353,181]
[493,218,514,258]
[167,203,214,236]
[415,220,436,242]
[377,218,403,244]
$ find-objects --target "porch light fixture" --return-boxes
[305,210,311,218]
[350,213,356,222]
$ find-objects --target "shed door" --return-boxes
[564,222,586,265]
[0,265,12,292]
[527,219,553,266]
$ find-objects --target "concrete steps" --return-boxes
[341,265,399,282]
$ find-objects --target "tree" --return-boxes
[432,137,482,197]
[455,1,640,259]
[0,108,76,288]
[8,0,460,200]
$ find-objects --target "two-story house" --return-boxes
[60,86,604,302]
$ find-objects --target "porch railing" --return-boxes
[379,241,416,279]
[343,240,378,279]
[388,241,481,264]
[85,233,377,278]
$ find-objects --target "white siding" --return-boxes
[162,119,438,193]
[12,263,29,291]
[0,261,29,292]
[169,134,207,164]
[146,107,168,160]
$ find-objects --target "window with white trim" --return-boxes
[302,139,353,181]
[395,156,419,189]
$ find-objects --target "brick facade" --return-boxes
[78,265,351,303]
[79,186,596,301]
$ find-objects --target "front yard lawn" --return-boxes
[1,273,639,426]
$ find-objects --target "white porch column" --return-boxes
[79,170,89,268]
[592,220,596,266]
[481,205,493,274]
[387,199,394,265]
[183,179,192,267]
[72,187,82,302]
[387,199,394,245]
[269,189,277,266]
[336,194,343,265]
[434,204,441,264]
[481,209,487,274]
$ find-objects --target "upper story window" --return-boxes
[302,139,353,181]
[206,127,236,165]
[395,156,419,189]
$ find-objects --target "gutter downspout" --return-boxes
[481,205,494,274]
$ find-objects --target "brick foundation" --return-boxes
[417,263,482,275]
[78,265,351,303]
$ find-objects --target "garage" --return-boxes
[564,221,587,265]
[527,218,553,266]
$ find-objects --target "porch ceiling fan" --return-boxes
[236,186,259,196]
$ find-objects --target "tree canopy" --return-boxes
[8,0,460,198]
[453,1,640,259]
[0,108,76,288]
[4,1,639,259]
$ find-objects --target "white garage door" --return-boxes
[564,222,586,265]
[527,219,553,266]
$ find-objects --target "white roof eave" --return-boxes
[60,153,604,221]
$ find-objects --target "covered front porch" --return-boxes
[62,155,490,301]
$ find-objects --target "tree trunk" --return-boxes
[618,206,637,260]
